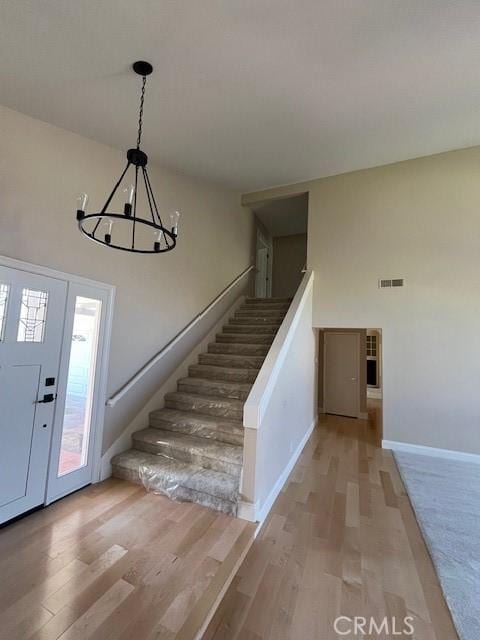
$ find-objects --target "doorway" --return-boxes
[251,193,308,299]
[0,258,114,524]
[324,332,360,417]
[255,232,271,298]
[318,328,368,420]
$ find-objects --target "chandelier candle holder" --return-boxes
[76,61,180,254]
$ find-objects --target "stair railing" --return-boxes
[106,264,255,407]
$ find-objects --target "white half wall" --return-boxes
[240,271,317,521]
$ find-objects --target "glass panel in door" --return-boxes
[58,296,102,476]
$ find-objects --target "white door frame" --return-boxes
[0,255,115,492]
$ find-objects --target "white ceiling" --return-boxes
[1,2,480,191]
[253,194,308,237]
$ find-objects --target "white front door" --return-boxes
[0,266,67,523]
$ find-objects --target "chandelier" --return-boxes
[76,61,180,254]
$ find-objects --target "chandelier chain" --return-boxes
[136,75,147,149]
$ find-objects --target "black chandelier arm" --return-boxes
[100,161,131,216]
[143,168,171,247]
[142,167,156,225]
[132,164,139,250]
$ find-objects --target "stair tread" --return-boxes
[246,297,292,303]
[150,407,243,432]
[222,324,278,334]
[199,353,265,368]
[133,428,243,465]
[165,390,244,408]
[178,376,252,393]
[111,449,238,503]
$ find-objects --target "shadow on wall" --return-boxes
[272,233,307,298]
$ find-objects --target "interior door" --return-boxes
[324,332,360,418]
[255,247,269,297]
[0,265,67,524]
[46,283,109,503]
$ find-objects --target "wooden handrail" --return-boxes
[107,265,255,407]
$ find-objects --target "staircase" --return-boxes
[111,297,291,515]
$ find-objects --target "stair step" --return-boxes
[111,450,238,515]
[132,428,243,477]
[238,303,290,311]
[216,333,274,344]
[189,363,259,383]
[245,297,292,304]
[229,317,283,325]
[178,376,252,400]
[165,391,244,420]
[208,342,270,356]
[222,324,278,334]
[199,353,265,369]
[235,309,287,318]
[150,408,244,446]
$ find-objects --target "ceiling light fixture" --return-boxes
[76,61,180,254]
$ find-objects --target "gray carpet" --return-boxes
[394,451,480,640]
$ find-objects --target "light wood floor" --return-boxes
[204,411,458,640]
[0,479,255,640]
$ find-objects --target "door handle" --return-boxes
[36,393,56,404]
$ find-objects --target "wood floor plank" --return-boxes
[204,409,458,640]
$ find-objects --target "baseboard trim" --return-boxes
[237,500,258,523]
[383,439,480,465]
[255,417,317,524]
[358,411,369,420]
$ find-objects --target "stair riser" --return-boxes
[188,364,258,383]
[165,397,243,420]
[112,465,236,515]
[239,304,289,311]
[149,417,244,446]
[178,380,251,400]
[216,333,274,344]
[235,311,286,318]
[229,318,282,325]
[223,325,278,334]
[199,353,265,369]
[208,343,270,356]
[246,297,291,304]
[132,437,242,478]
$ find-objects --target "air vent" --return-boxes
[379,278,405,288]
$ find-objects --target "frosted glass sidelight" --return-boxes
[17,288,49,343]
[0,284,9,341]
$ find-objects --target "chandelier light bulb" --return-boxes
[104,218,114,245]
[154,228,163,252]
[76,193,89,220]
[123,184,135,216]
[169,211,180,236]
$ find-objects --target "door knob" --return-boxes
[36,393,56,404]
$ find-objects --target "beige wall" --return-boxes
[244,146,480,455]
[272,233,307,298]
[0,106,255,452]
